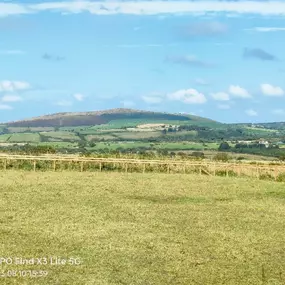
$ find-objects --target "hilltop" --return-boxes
[5,108,219,128]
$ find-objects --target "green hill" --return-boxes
[5,108,220,128]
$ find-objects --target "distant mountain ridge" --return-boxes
[5,108,218,128]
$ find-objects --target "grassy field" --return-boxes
[1,171,285,284]
[88,119,222,130]
[40,131,81,141]
[0,134,11,142]
[85,141,220,151]
[31,142,79,148]
[7,127,55,133]
[8,133,41,143]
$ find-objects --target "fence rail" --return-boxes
[1,154,285,182]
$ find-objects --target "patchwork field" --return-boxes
[40,131,81,141]
[1,171,285,284]
[8,133,41,143]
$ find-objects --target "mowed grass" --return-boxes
[1,172,285,284]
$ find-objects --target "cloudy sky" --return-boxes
[0,0,285,123]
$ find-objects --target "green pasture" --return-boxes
[0,171,285,284]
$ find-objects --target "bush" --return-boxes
[191,151,205,159]
[278,155,285,161]
[276,173,285,182]
[213,153,230,162]
[259,173,274,181]
[236,156,245,161]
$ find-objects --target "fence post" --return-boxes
[53,160,56,171]
[125,163,128,173]
[143,163,145,173]
[167,164,170,174]
[80,161,84,172]
[33,160,36,172]
[99,162,102,172]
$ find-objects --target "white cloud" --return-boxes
[167,88,207,104]
[2,1,285,17]
[217,104,230,109]
[0,3,30,17]
[55,100,73,107]
[261,84,284,96]
[229,85,251,98]
[0,104,13,110]
[73,93,84,101]
[141,95,163,104]
[246,27,285,32]
[1,95,23,102]
[245,109,258,116]
[211,92,230,101]
[0,80,30,92]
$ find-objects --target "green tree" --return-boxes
[218,142,230,151]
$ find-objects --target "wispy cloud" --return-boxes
[194,78,210,86]
[211,92,230,101]
[245,27,285,32]
[1,95,23,102]
[55,100,72,107]
[272,109,285,115]
[2,1,285,17]
[150,68,164,75]
[120,100,135,108]
[179,21,228,37]
[166,55,215,68]
[0,80,31,93]
[141,94,163,104]
[42,53,65,62]
[0,50,25,55]
[115,44,163,48]
[243,48,278,61]
[217,104,231,110]
[245,109,258,116]
[214,42,233,46]
[0,104,13,110]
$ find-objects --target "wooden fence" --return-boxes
[1,154,285,181]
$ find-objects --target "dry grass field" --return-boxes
[1,171,285,284]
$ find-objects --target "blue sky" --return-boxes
[0,0,285,123]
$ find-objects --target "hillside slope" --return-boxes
[5,108,219,128]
